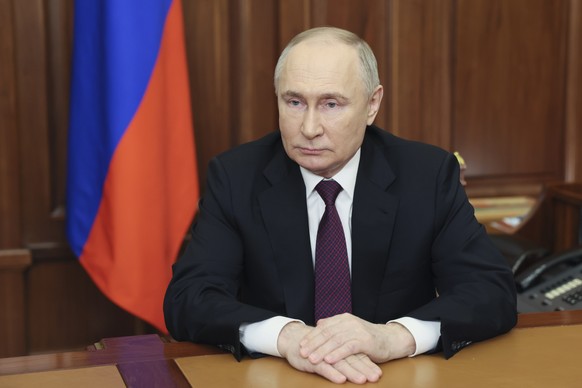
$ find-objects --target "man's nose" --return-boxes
[300,108,323,139]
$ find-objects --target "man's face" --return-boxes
[276,39,383,178]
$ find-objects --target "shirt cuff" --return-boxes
[389,317,441,357]
[240,316,303,357]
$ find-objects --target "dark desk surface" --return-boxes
[1,310,582,387]
[0,334,223,386]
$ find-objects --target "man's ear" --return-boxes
[366,85,384,125]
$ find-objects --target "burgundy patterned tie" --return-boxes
[314,180,352,322]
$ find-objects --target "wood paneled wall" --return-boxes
[454,0,569,189]
[183,0,582,193]
[1,0,581,357]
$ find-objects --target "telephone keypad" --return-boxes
[518,267,582,313]
[543,277,582,300]
[563,290,582,305]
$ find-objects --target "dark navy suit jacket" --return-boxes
[164,125,517,359]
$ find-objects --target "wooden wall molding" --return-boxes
[0,249,31,269]
[0,249,31,357]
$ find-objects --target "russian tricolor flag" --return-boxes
[66,0,198,332]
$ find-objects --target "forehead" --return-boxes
[279,39,363,96]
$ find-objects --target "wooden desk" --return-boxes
[471,196,537,230]
[494,182,582,251]
[1,311,582,387]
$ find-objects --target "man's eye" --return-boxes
[325,102,338,108]
[289,100,301,106]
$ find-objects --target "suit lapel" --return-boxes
[351,136,398,322]
[258,150,315,324]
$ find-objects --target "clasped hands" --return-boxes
[276,313,416,384]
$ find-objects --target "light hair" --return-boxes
[274,26,380,96]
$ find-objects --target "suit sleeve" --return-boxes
[407,153,517,358]
[163,156,278,360]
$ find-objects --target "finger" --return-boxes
[302,324,354,363]
[306,335,347,364]
[299,318,330,348]
[284,341,347,384]
[303,320,365,363]
[299,316,348,358]
[347,354,383,380]
[299,330,328,358]
[322,339,360,364]
[313,362,348,384]
[301,314,347,344]
[333,354,382,384]
[299,328,337,362]
[331,359,366,385]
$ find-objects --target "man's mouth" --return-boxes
[298,147,325,155]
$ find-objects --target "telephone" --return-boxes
[515,246,582,313]
[489,234,549,275]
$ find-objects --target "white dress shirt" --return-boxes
[240,149,440,357]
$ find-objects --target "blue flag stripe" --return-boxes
[67,0,173,256]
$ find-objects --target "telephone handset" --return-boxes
[516,246,582,313]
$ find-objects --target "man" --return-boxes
[164,26,517,384]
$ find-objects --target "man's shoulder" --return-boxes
[365,125,449,161]
[215,131,283,165]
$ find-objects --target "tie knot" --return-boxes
[315,180,343,206]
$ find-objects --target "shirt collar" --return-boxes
[300,148,361,199]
